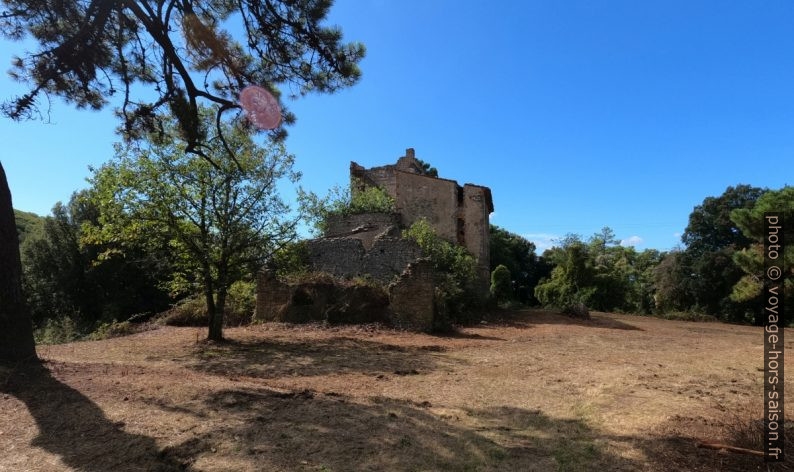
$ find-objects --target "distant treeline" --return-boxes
[14,184,793,338]
[489,184,793,324]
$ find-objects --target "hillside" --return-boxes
[14,208,45,245]
[1,310,790,471]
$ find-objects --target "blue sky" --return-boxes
[2,0,792,252]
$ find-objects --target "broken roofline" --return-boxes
[349,161,494,214]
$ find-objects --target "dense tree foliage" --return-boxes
[729,186,794,316]
[654,185,765,322]
[86,111,299,340]
[403,219,478,328]
[489,225,551,304]
[0,0,365,359]
[1,0,365,148]
[14,209,44,246]
[299,179,396,235]
[21,192,172,332]
[489,264,513,303]
[535,229,663,314]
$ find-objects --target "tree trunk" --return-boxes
[0,161,37,363]
[210,287,227,342]
[203,265,223,342]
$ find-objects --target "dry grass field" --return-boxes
[1,309,791,471]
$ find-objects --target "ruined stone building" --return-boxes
[255,148,494,331]
[350,148,494,288]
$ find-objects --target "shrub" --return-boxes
[299,179,396,235]
[270,240,309,278]
[490,264,512,303]
[159,280,257,327]
[403,219,480,328]
[88,320,138,340]
[34,317,81,345]
[562,302,590,319]
[159,296,207,326]
[225,280,256,326]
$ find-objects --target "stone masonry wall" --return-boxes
[305,234,423,284]
[324,212,400,250]
[388,259,435,332]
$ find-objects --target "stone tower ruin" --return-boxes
[255,148,494,331]
[350,148,493,293]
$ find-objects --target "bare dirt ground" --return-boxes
[1,309,791,471]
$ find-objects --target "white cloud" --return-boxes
[489,212,496,220]
[673,232,682,238]
[620,235,644,247]
[522,233,559,252]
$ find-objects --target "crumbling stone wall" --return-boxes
[254,265,434,332]
[388,259,434,332]
[255,270,390,325]
[305,231,423,284]
[350,148,494,297]
[256,148,493,331]
[324,212,401,249]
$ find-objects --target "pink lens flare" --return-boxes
[239,85,281,130]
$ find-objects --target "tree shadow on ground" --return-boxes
[154,386,645,471]
[179,336,457,380]
[0,361,183,471]
[483,308,643,331]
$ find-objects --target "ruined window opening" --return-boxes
[457,218,466,245]
[456,186,464,206]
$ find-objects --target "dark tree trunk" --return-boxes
[210,287,226,342]
[0,162,37,363]
[203,264,223,341]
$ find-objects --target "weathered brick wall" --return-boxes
[305,238,366,278]
[305,234,423,284]
[388,259,435,332]
[394,171,459,243]
[463,184,492,297]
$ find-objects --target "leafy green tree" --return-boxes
[537,229,663,314]
[489,225,549,303]
[86,112,299,341]
[14,209,44,246]
[490,264,512,303]
[729,186,794,321]
[653,249,689,311]
[535,239,595,310]
[299,179,395,235]
[0,0,365,360]
[22,192,172,330]
[679,185,765,321]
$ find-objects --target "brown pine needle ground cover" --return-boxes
[1,309,791,471]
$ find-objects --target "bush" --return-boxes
[403,219,480,328]
[225,280,256,326]
[299,179,396,234]
[270,240,309,278]
[562,302,590,319]
[34,317,81,345]
[159,280,257,327]
[159,296,208,326]
[490,264,512,303]
[88,320,138,340]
